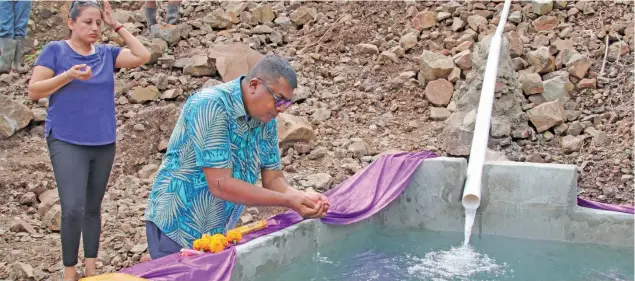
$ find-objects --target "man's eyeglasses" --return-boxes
[257,78,292,108]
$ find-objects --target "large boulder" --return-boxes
[42,204,62,232]
[183,55,217,77]
[412,11,437,30]
[208,43,264,82]
[419,50,455,82]
[276,113,315,146]
[149,23,181,46]
[424,79,454,106]
[532,0,553,15]
[203,8,235,29]
[37,189,60,216]
[129,86,160,104]
[0,95,33,139]
[527,100,565,132]
[289,7,317,26]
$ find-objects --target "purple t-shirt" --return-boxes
[34,40,122,146]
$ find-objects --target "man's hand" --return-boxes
[285,191,326,219]
[303,190,330,216]
[261,169,329,218]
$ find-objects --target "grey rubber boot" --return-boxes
[0,38,15,74]
[167,4,180,25]
[145,6,157,30]
[13,36,28,74]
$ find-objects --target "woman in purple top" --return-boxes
[27,0,150,279]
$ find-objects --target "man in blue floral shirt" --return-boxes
[144,55,329,259]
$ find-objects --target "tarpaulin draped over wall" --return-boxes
[121,151,633,281]
[121,151,438,281]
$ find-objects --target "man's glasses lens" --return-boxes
[275,100,292,108]
[258,78,292,107]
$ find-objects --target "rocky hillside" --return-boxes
[0,1,633,280]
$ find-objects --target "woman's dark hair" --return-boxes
[67,0,101,37]
[69,0,101,20]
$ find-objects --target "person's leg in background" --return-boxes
[166,0,181,25]
[46,136,91,281]
[82,143,116,277]
[13,0,32,74]
[0,1,15,74]
[144,0,157,30]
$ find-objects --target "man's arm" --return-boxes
[259,119,298,195]
[186,97,317,215]
[204,167,292,207]
[261,169,327,218]
[261,169,302,195]
[204,168,320,217]
[257,119,327,218]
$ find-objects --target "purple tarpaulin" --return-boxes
[117,248,236,281]
[577,197,634,214]
[121,151,438,281]
[121,151,634,280]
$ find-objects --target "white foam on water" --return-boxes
[313,251,333,264]
[406,244,509,281]
[463,207,477,245]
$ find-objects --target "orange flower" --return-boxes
[194,238,211,251]
[193,233,232,253]
[212,234,229,247]
[192,239,203,251]
[208,238,225,253]
[226,230,242,244]
[201,239,211,251]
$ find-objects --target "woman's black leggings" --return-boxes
[46,135,115,267]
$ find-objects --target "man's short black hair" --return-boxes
[245,55,298,89]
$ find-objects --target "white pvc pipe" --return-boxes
[462,0,512,210]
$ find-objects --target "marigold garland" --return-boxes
[208,238,224,253]
[192,231,242,253]
[212,234,229,247]
[191,220,266,253]
[226,230,242,244]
